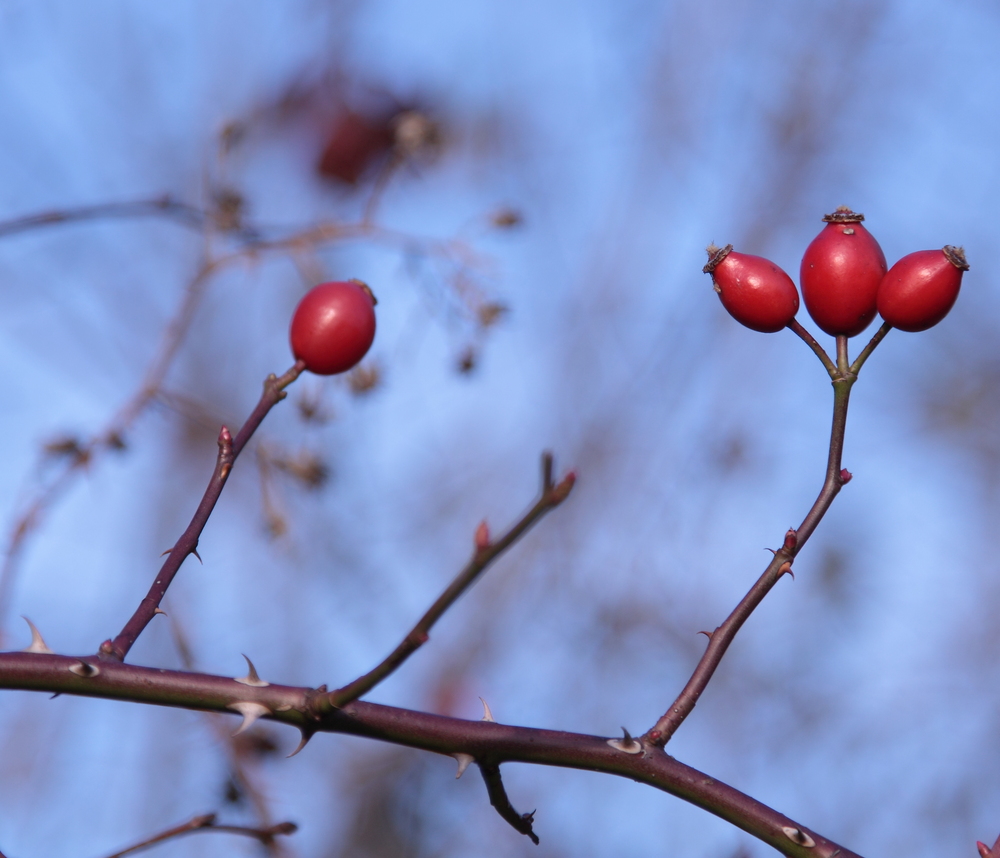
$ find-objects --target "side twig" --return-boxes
[644,327,891,747]
[0,197,209,240]
[101,812,297,858]
[328,453,575,708]
[787,319,837,377]
[105,363,304,661]
[479,762,539,845]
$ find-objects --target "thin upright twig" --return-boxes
[328,453,575,708]
[643,326,891,747]
[106,363,304,661]
[100,812,296,858]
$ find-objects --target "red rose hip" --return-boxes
[290,280,377,375]
[800,207,887,337]
[877,246,968,332]
[703,244,799,333]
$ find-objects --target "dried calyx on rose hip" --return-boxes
[290,280,378,375]
[703,244,799,333]
[800,206,887,338]
[877,245,969,332]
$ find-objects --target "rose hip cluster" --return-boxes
[704,206,969,336]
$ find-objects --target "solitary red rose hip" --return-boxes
[877,246,968,332]
[290,280,377,375]
[703,244,799,333]
[800,207,887,337]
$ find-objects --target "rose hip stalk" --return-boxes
[877,245,969,332]
[703,244,799,333]
[800,207,887,337]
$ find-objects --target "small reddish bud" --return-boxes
[782,528,798,552]
[704,244,799,333]
[977,842,991,858]
[218,426,232,446]
[474,520,491,551]
[800,207,887,337]
[98,639,114,656]
[550,471,576,504]
[877,246,968,332]
[840,468,853,484]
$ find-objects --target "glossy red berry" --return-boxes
[290,280,377,375]
[877,246,969,332]
[800,207,887,337]
[703,244,799,333]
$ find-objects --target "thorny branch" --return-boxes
[106,363,305,662]
[101,812,297,858]
[643,325,890,747]
[329,453,576,708]
[0,198,505,647]
[0,651,863,858]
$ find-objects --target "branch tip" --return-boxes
[541,452,554,489]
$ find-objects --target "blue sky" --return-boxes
[2,2,1000,856]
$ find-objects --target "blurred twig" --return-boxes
[329,453,576,708]
[100,812,297,858]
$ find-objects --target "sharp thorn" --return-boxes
[606,727,642,754]
[452,752,475,778]
[20,616,53,654]
[480,697,495,722]
[191,548,203,564]
[697,630,712,639]
[160,548,172,557]
[227,701,271,735]
[154,607,167,616]
[235,654,270,687]
[287,729,314,758]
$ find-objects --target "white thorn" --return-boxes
[227,701,271,736]
[154,607,167,616]
[68,661,100,677]
[480,697,495,722]
[781,827,816,848]
[235,654,269,687]
[21,617,53,654]
[607,729,642,754]
[453,753,475,778]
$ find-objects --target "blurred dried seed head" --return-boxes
[347,362,381,395]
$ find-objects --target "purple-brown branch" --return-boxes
[479,762,539,844]
[328,453,575,708]
[101,812,297,858]
[644,327,890,747]
[0,651,863,858]
[105,363,304,661]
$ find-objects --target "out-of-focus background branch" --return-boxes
[1,2,998,856]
